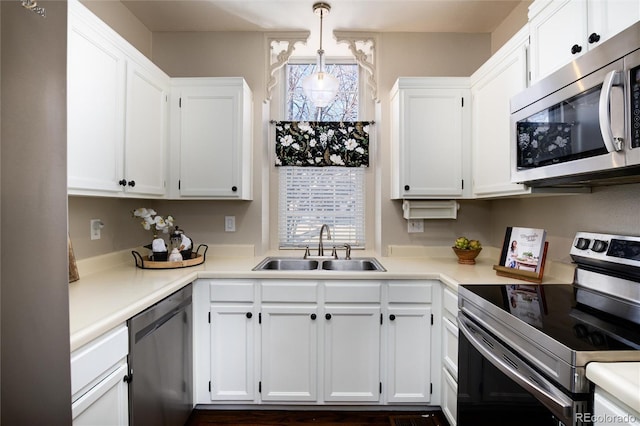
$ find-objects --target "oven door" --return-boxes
[457,315,590,426]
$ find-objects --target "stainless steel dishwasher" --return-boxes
[127,283,193,426]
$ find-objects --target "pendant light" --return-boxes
[302,2,339,108]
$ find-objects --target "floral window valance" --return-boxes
[274,121,371,167]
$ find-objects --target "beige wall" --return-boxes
[80,0,152,57]
[1,1,71,423]
[491,0,531,54]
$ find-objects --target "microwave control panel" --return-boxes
[632,64,640,148]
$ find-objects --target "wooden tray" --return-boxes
[132,244,208,269]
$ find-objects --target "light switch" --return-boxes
[225,216,236,232]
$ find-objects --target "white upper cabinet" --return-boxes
[529,0,640,82]
[170,78,253,200]
[123,61,169,196]
[471,27,531,198]
[67,0,169,197]
[390,78,471,199]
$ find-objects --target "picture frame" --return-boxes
[494,227,548,283]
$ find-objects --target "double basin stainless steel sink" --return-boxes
[252,257,386,272]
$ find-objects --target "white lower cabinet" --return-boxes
[194,279,442,407]
[70,325,128,426]
[386,281,435,403]
[207,280,257,402]
[260,281,319,402]
[593,387,640,426]
[441,286,459,425]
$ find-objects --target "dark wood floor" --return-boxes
[185,409,450,426]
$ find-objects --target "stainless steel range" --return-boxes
[457,232,640,426]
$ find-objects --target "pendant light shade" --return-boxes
[302,2,339,108]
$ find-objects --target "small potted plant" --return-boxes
[452,236,482,265]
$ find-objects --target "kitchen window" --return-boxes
[278,61,365,249]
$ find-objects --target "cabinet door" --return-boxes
[441,367,458,426]
[529,0,588,82]
[398,89,466,198]
[72,363,128,426]
[472,33,530,197]
[178,86,243,197]
[67,13,125,194]
[323,305,381,402]
[209,304,255,401]
[261,306,318,402]
[386,306,432,403]
[124,61,169,196]
[588,0,640,47]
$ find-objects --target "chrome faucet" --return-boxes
[318,224,332,256]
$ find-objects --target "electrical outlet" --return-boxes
[90,219,102,240]
[225,216,236,232]
[407,219,424,233]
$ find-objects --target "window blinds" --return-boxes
[278,166,365,249]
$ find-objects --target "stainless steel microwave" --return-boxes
[510,21,640,187]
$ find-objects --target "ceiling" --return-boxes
[121,0,522,33]
[119,0,524,56]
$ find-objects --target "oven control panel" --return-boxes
[571,232,640,267]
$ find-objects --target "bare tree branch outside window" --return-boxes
[286,63,359,121]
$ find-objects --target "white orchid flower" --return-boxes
[141,220,151,230]
[133,208,149,218]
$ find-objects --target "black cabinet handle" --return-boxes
[127,180,136,187]
[325,313,332,320]
[588,32,601,44]
[571,44,582,54]
[231,186,238,192]
[119,179,127,186]
[404,185,410,191]
[246,312,252,319]
[389,314,396,321]
[310,313,317,320]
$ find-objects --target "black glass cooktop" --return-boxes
[460,283,640,352]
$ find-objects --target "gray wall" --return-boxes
[1,1,71,424]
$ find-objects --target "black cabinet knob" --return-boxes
[389,314,396,321]
[231,186,238,192]
[128,180,136,187]
[246,312,253,319]
[588,32,601,44]
[325,313,332,320]
[404,185,410,191]
[119,179,127,186]
[310,313,317,320]
[571,44,582,54]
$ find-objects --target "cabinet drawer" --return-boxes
[388,281,433,303]
[443,287,458,319]
[210,280,255,302]
[261,281,318,302]
[324,281,381,303]
[70,324,128,399]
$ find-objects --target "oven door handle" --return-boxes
[458,315,574,425]
[598,69,624,152]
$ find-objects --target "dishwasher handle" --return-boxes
[458,314,574,425]
[132,296,191,344]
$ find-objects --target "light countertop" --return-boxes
[587,362,640,413]
[69,245,574,351]
[71,245,640,408]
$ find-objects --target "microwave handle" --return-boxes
[598,70,624,152]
